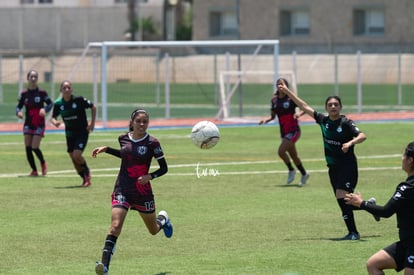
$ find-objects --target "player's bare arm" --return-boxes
[87,105,97,132]
[342,132,367,153]
[259,110,276,125]
[92,146,108,157]
[50,117,61,128]
[279,84,314,117]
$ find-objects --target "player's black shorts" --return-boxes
[65,131,89,153]
[111,191,156,214]
[328,162,358,192]
[383,241,414,272]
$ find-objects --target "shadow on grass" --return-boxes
[276,184,305,188]
[284,234,383,242]
[54,185,88,189]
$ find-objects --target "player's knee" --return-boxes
[109,221,123,236]
[366,257,382,274]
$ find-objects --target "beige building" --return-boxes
[192,0,414,53]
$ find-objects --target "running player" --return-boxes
[16,70,53,176]
[259,78,310,186]
[92,108,173,275]
[51,80,96,187]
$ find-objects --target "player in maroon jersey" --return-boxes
[259,78,309,186]
[92,109,173,275]
[16,70,53,176]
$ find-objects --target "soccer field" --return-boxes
[0,122,411,274]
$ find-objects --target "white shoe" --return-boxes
[287,170,296,184]
[158,210,173,238]
[299,173,310,187]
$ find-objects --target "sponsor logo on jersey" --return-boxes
[393,191,402,200]
[154,146,163,155]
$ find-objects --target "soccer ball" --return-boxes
[191,120,220,149]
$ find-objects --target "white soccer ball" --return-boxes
[191,120,220,149]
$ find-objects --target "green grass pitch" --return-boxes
[0,122,411,274]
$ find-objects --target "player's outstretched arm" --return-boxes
[92,146,121,158]
[279,83,314,117]
[92,146,107,157]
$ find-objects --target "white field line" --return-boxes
[0,154,402,178]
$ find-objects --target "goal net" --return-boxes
[217,70,297,120]
[68,40,280,128]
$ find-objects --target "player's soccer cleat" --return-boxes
[158,210,173,238]
[95,261,108,275]
[299,173,310,187]
[367,197,380,222]
[82,174,92,187]
[339,232,360,241]
[29,170,38,177]
[287,170,296,184]
[41,162,47,176]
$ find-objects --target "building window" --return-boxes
[209,11,238,37]
[280,9,310,36]
[353,8,384,35]
[21,0,53,3]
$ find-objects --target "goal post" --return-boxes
[217,70,297,120]
[69,40,280,128]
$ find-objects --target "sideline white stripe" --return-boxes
[2,166,402,178]
[0,154,402,178]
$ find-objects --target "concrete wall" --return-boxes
[0,5,164,52]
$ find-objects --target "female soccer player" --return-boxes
[279,82,375,240]
[51,80,96,187]
[259,78,309,186]
[345,141,414,274]
[16,70,53,176]
[92,108,173,275]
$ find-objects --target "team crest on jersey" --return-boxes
[72,103,77,109]
[283,101,290,109]
[137,146,147,155]
[34,96,41,103]
[325,123,329,129]
[337,126,342,133]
